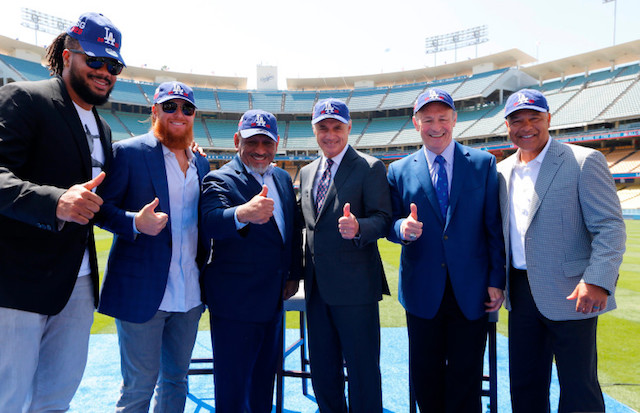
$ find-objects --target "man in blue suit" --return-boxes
[387,89,505,412]
[97,81,210,412]
[200,110,303,413]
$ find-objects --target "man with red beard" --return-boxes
[0,12,124,411]
[96,81,210,412]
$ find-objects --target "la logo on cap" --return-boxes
[429,89,440,100]
[516,93,533,106]
[171,84,185,96]
[254,114,266,127]
[323,101,336,114]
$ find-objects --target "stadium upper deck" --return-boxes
[1,35,639,169]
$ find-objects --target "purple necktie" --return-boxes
[315,158,334,214]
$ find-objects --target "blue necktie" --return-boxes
[434,155,449,219]
[315,158,334,214]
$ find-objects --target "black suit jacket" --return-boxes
[0,76,112,315]
[299,145,392,305]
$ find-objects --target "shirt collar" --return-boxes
[323,143,350,168]
[423,140,455,167]
[161,143,195,164]
[515,137,552,168]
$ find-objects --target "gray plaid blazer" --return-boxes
[497,138,625,321]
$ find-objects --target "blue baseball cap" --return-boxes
[67,12,125,66]
[413,88,456,114]
[504,89,549,118]
[238,110,279,142]
[153,82,196,107]
[312,98,350,125]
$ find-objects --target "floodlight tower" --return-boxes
[20,8,74,46]
[425,25,488,67]
[603,0,617,46]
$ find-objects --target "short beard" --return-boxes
[153,119,193,150]
[246,163,270,175]
[68,66,112,106]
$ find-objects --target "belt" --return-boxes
[510,266,527,277]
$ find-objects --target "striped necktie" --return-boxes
[435,155,449,219]
[315,158,334,214]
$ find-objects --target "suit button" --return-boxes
[443,235,448,240]
[441,263,446,268]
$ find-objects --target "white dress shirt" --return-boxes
[509,138,552,270]
[313,143,350,201]
[158,145,202,312]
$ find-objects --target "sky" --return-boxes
[1,0,639,89]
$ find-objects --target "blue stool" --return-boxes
[275,284,311,413]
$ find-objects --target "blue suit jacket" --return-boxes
[387,142,505,320]
[200,155,303,323]
[96,133,210,323]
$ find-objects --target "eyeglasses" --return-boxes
[67,49,124,76]
[161,101,196,116]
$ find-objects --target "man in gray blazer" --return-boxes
[299,98,392,412]
[497,89,626,413]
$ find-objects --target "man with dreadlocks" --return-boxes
[0,12,125,411]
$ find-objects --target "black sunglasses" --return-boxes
[161,101,196,116]
[67,49,124,76]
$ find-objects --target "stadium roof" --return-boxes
[286,49,536,90]
[521,39,640,82]
[0,35,247,89]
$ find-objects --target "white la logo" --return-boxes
[255,114,266,127]
[324,102,335,113]
[516,93,529,105]
[172,84,185,96]
[429,89,439,99]
[103,27,116,46]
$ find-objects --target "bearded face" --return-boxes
[152,99,195,150]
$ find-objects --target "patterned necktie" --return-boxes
[434,155,449,219]
[315,158,334,214]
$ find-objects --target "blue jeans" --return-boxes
[114,304,203,413]
[0,275,94,413]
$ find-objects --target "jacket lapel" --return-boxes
[413,150,444,226]
[447,142,471,228]
[142,134,171,219]
[527,139,563,229]
[51,78,92,180]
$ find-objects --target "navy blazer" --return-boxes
[200,155,303,323]
[96,133,210,323]
[387,142,505,320]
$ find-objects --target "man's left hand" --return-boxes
[283,280,300,300]
[190,141,206,157]
[485,287,504,312]
[567,282,608,314]
[338,203,359,239]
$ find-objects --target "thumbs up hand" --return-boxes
[135,197,169,236]
[400,203,423,241]
[236,185,275,225]
[56,172,106,225]
[338,202,359,239]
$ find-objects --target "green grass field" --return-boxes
[92,222,640,410]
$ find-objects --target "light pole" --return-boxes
[603,0,617,46]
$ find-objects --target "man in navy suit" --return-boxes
[97,81,210,412]
[200,110,303,413]
[387,89,505,412]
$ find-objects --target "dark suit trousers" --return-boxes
[406,278,488,413]
[509,268,604,413]
[306,278,383,413]
[209,312,282,413]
